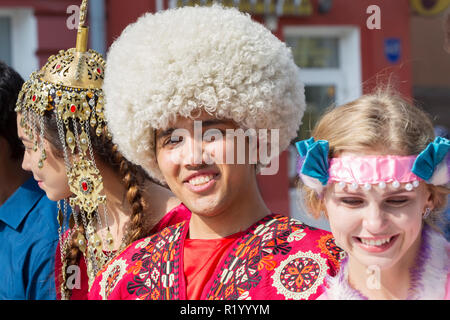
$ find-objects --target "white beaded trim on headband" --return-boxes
[296,137,450,194]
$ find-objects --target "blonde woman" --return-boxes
[296,91,449,299]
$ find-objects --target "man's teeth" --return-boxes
[360,237,392,246]
[188,175,214,186]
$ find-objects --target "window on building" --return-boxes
[0,8,38,80]
[288,36,340,68]
[284,26,362,229]
[0,16,12,66]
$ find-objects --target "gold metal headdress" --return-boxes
[15,0,115,298]
[16,0,108,212]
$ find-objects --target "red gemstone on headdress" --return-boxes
[70,105,77,113]
[56,64,61,69]
[32,95,36,102]
[96,68,102,74]
[81,182,88,191]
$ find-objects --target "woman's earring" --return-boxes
[423,207,431,219]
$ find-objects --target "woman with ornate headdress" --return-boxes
[15,0,189,300]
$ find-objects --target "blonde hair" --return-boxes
[301,89,449,226]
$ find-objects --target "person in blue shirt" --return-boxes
[0,60,59,299]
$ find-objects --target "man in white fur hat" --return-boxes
[89,4,342,300]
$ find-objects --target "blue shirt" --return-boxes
[0,177,59,300]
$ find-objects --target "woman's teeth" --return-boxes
[188,174,214,186]
[359,236,392,246]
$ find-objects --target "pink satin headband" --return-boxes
[329,155,420,191]
[295,136,450,194]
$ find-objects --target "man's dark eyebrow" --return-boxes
[156,128,175,140]
[156,120,233,140]
[201,119,233,127]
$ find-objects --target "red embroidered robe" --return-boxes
[55,203,191,300]
[88,214,343,300]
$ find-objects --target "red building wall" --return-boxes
[277,0,412,97]
[103,0,412,216]
[0,0,412,216]
[106,0,412,97]
[0,0,77,66]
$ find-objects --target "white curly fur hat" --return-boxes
[104,4,306,183]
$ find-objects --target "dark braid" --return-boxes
[37,112,154,298]
[60,215,84,300]
[110,144,158,245]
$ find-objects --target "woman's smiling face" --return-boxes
[323,153,434,271]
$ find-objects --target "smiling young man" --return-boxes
[88,5,342,300]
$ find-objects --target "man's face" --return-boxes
[155,112,257,218]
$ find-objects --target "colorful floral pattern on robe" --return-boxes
[88,214,344,300]
[55,203,191,300]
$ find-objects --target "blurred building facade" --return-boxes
[0,0,448,227]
